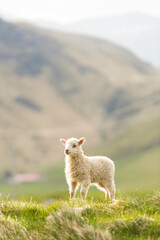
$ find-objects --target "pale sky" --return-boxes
[1,0,160,24]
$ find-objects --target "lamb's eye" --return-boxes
[72,144,76,148]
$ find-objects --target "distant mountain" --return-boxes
[31,19,63,31]
[34,13,160,67]
[0,18,159,174]
[65,13,160,67]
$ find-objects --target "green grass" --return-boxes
[115,146,160,190]
[95,111,160,159]
[0,181,68,202]
[0,191,159,239]
[89,112,160,191]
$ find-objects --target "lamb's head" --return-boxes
[60,137,86,156]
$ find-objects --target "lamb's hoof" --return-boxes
[81,198,86,202]
[109,199,119,206]
[69,197,75,201]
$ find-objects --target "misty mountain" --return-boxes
[66,13,160,66]
[0,18,159,173]
[34,13,160,67]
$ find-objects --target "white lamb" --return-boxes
[60,137,116,201]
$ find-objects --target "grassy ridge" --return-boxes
[115,146,160,189]
[42,112,160,192]
[0,191,159,239]
[95,111,160,159]
[91,112,160,190]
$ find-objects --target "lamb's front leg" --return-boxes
[80,180,90,201]
[69,181,79,200]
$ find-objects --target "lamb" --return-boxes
[60,137,116,201]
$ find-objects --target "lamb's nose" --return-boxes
[65,149,69,154]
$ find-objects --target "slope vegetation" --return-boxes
[92,111,160,190]
[0,18,159,172]
[0,191,160,240]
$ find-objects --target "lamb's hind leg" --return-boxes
[100,181,116,201]
[98,183,110,199]
[105,190,110,199]
[108,181,116,202]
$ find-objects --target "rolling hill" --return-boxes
[46,110,160,190]
[0,17,159,188]
[91,110,160,189]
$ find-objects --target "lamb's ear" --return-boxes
[78,137,86,145]
[60,139,66,145]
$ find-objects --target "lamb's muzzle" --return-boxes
[60,137,116,202]
[65,149,70,155]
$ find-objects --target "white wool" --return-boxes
[60,137,116,201]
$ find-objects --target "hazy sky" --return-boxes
[1,0,160,24]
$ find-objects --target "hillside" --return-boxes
[92,110,160,190]
[0,191,160,240]
[45,110,160,191]
[0,18,159,174]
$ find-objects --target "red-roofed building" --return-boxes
[12,172,43,183]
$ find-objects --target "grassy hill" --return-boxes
[45,111,160,191]
[92,111,160,190]
[0,17,159,176]
[0,191,159,239]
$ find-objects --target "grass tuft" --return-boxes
[0,191,159,239]
[109,216,160,239]
[46,210,111,240]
